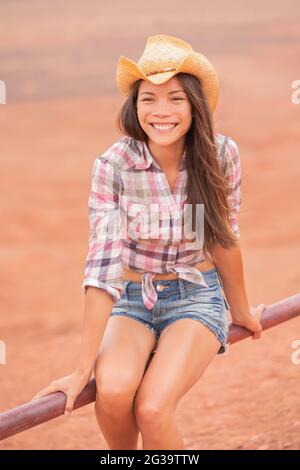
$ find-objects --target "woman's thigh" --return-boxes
[94,315,157,399]
[134,318,221,415]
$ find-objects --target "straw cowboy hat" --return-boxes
[116,34,220,113]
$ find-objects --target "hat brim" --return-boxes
[116,51,219,113]
[116,56,175,91]
[178,52,220,114]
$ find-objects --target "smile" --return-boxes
[150,123,178,133]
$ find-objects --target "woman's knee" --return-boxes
[95,366,138,414]
[134,393,174,432]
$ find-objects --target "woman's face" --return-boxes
[136,76,193,149]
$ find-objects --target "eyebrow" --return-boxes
[139,90,186,96]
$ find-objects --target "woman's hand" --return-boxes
[231,304,266,339]
[30,369,92,416]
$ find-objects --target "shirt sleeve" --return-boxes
[81,156,123,304]
[221,137,242,238]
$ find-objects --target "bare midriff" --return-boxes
[122,257,215,282]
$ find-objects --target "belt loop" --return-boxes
[178,278,186,299]
[122,280,130,297]
[215,271,229,309]
[216,269,223,289]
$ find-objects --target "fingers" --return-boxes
[250,304,267,324]
[31,384,57,402]
[252,321,263,340]
[253,328,262,340]
[257,304,267,320]
[248,309,263,340]
[31,386,75,417]
[64,394,76,416]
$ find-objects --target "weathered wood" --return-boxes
[1,293,299,441]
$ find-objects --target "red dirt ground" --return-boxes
[1,0,299,450]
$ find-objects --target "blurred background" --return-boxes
[0,0,299,450]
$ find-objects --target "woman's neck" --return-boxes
[147,139,185,172]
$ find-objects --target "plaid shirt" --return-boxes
[81,133,241,309]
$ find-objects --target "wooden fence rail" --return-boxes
[1,293,300,441]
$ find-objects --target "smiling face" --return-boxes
[136,76,193,151]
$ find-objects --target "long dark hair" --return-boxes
[116,72,239,258]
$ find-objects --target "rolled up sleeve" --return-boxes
[222,137,242,238]
[81,157,123,304]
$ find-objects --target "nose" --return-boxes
[152,101,172,117]
[152,111,172,119]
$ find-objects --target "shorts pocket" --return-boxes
[185,274,220,301]
[126,281,143,298]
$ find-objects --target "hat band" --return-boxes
[145,67,177,77]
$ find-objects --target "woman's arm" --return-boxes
[211,242,264,338]
[212,137,265,337]
[76,286,116,375]
[31,155,124,414]
[31,286,116,415]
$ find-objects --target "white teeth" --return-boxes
[151,123,177,130]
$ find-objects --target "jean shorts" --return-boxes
[111,268,230,354]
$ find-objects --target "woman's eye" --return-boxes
[141,97,183,102]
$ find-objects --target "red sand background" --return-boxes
[0,0,299,450]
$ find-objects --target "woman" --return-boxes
[32,35,265,450]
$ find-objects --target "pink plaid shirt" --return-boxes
[81,133,241,309]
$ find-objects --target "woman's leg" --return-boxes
[134,318,221,450]
[94,315,157,450]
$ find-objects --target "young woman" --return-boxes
[32,35,265,450]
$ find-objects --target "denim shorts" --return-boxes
[111,268,230,354]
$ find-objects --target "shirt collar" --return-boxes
[134,140,187,171]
